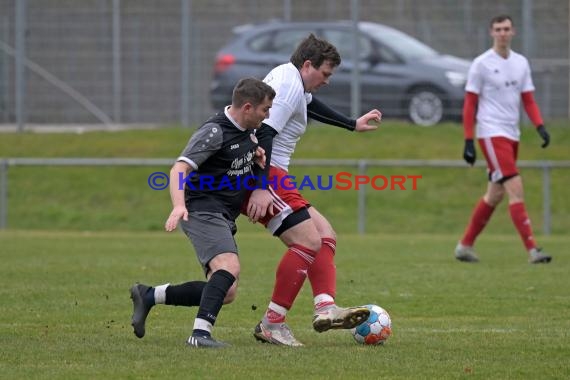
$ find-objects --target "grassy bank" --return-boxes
[0,121,568,234]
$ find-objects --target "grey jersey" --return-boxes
[176,107,259,220]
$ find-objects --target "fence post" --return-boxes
[15,0,27,132]
[542,163,551,235]
[112,0,122,123]
[0,159,7,229]
[350,0,361,118]
[357,159,367,235]
[180,0,191,127]
[283,0,291,21]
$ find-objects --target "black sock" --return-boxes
[192,329,211,338]
[195,270,235,327]
[165,281,206,307]
[143,287,156,306]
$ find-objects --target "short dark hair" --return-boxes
[290,33,341,70]
[232,77,275,108]
[490,15,513,28]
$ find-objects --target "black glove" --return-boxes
[536,125,550,148]
[463,139,476,166]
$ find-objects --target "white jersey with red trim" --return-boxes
[465,48,535,141]
[262,62,313,172]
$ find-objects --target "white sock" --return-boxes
[193,318,213,334]
[268,301,288,316]
[314,293,335,311]
[154,283,169,304]
[263,302,288,324]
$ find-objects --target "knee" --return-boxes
[485,190,504,206]
[486,194,503,206]
[326,228,337,242]
[303,234,323,253]
[209,253,240,279]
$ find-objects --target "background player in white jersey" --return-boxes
[243,34,382,346]
[129,78,275,348]
[455,15,552,264]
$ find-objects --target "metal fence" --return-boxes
[1,157,569,234]
[0,0,568,128]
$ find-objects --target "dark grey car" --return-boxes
[210,20,471,126]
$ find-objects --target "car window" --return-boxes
[321,29,372,60]
[271,29,315,55]
[360,23,438,60]
[376,45,400,64]
[248,33,273,52]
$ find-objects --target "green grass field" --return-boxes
[0,122,569,378]
[1,231,569,379]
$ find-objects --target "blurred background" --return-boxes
[0,0,568,128]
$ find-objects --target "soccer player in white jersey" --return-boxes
[242,34,382,346]
[455,15,552,264]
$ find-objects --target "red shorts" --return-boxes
[241,166,310,233]
[478,136,519,183]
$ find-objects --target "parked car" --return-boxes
[210,20,471,126]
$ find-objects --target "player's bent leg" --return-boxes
[253,320,304,347]
[304,207,369,332]
[307,206,336,240]
[312,305,370,333]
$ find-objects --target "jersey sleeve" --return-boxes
[521,57,536,93]
[465,59,483,95]
[262,72,299,134]
[263,97,296,134]
[177,122,223,169]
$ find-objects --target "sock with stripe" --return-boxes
[266,244,318,320]
[308,237,337,302]
[509,202,537,251]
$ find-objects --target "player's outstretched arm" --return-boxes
[307,96,356,130]
[354,109,382,132]
[308,96,381,132]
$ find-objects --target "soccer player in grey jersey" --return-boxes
[130,78,275,348]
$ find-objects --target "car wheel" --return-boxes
[407,88,444,126]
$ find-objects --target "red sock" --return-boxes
[461,199,495,246]
[308,238,337,298]
[509,202,537,250]
[271,244,318,310]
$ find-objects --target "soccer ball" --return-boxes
[351,304,392,345]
